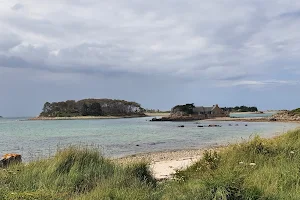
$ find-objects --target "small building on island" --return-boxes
[193,104,228,118]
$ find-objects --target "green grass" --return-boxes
[290,108,300,115]
[1,129,300,199]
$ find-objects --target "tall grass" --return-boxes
[0,146,157,200]
[1,129,300,199]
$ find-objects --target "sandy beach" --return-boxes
[116,147,225,180]
[145,112,170,117]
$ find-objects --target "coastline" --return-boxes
[115,146,225,180]
[28,115,147,121]
[28,113,170,120]
[206,117,300,123]
[116,126,300,180]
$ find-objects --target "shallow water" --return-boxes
[229,112,276,118]
[0,117,298,161]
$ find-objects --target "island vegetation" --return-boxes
[222,105,258,112]
[144,109,170,113]
[39,98,145,118]
[170,104,259,115]
[172,103,196,115]
[289,108,300,116]
[1,129,300,199]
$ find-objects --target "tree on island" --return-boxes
[40,98,145,117]
[172,103,195,115]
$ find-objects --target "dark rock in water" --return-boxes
[235,124,239,126]
[269,118,277,121]
[136,144,140,147]
[150,117,163,121]
[208,124,221,127]
[197,125,204,127]
[0,154,22,168]
[229,124,232,126]
[178,125,185,127]
[245,124,248,126]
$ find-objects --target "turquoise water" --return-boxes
[230,112,276,118]
[0,117,298,161]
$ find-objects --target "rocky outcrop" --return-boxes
[0,154,22,168]
[267,111,300,122]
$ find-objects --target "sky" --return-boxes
[1,0,300,117]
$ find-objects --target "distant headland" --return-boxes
[29,98,146,120]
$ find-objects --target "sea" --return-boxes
[0,113,298,162]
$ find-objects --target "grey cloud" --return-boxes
[278,10,300,18]
[0,33,22,51]
[0,55,30,68]
[11,3,24,11]
[0,0,300,86]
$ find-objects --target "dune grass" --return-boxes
[1,129,300,199]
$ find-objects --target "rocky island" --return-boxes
[30,98,146,120]
[151,103,229,121]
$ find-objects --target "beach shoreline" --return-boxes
[206,117,300,123]
[115,126,300,180]
[115,146,226,180]
[27,113,171,120]
[27,115,148,121]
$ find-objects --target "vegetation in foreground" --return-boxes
[1,129,300,199]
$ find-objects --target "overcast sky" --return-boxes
[1,0,300,117]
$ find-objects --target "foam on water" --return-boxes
[0,117,298,161]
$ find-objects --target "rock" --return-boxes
[208,124,221,127]
[0,154,22,168]
[197,125,204,127]
[178,125,185,127]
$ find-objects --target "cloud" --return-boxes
[278,10,300,19]
[11,3,24,11]
[233,80,300,86]
[0,0,300,88]
[0,33,21,51]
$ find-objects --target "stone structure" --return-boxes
[192,104,229,118]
